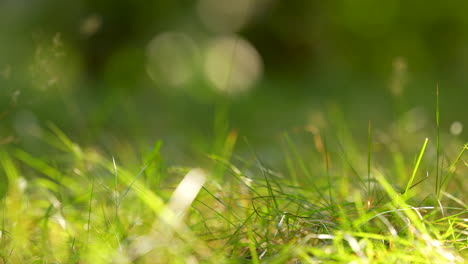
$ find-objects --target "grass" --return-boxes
[0,100,467,263]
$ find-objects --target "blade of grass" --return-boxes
[283,133,328,204]
[47,122,83,158]
[281,137,298,186]
[435,86,441,197]
[13,149,78,192]
[337,141,366,188]
[323,133,333,207]
[404,138,429,197]
[243,138,280,212]
[247,225,260,264]
[438,143,468,197]
[112,156,119,218]
[86,176,94,244]
[118,141,161,205]
[225,211,255,249]
[213,102,230,179]
[96,156,221,261]
[0,151,18,241]
[375,172,427,233]
[367,120,372,198]
[257,154,279,213]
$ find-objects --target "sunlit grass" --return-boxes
[0,111,467,263]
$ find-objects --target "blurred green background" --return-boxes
[1,0,467,162]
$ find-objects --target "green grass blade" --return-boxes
[118,141,161,204]
[86,177,94,244]
[435,86,441,196]
[439,143,468,196]
[404,138,429,197]
[13,149,77,192]
[323,134,333,207]
[47,122,83,158]
[247,225,260,264]
[367,120,372,197]
[283,133,328,203]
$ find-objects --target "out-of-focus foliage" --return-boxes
[0,0,467,158]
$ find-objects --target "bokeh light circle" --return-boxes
[146,32,199,88]
[450,121,463,136]
[203,36,263,95]
[197,0,255,33]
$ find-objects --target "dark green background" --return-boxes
[1,0,467,161]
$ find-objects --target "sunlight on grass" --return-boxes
[0,116,466,263]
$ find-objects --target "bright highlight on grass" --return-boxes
[168,168,207,216]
